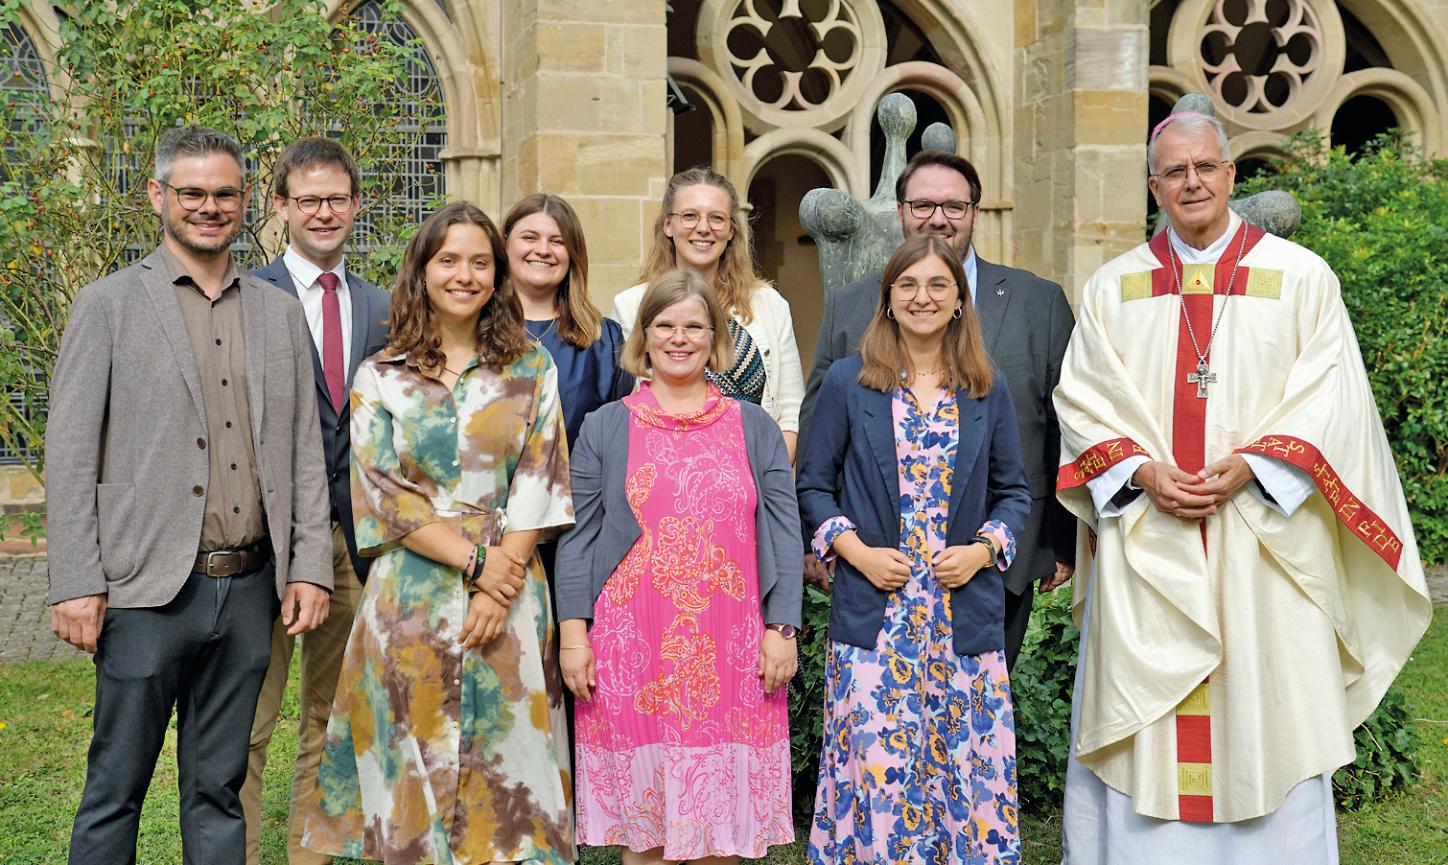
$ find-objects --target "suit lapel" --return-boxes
[948,388,987,521]
[859,386,900,501]
[260,257,329,403]
[346,272,374,382]
[241,279,267,439]
[972,259,1011,354]
[139,254,205,423]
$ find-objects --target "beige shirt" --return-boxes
[158,244,266,549]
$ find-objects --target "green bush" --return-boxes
[787,584,831,826]
[1238,134,1448,563]
[1333,687,1421,811]
[1012,589,1079,810]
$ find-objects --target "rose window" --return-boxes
[1200,0,1324,116]
[723,0,864,112]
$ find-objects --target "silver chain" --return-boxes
[1169,224,1250,366]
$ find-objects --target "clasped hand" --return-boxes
[1133,455,1253,520]
[933,543,993,589]
[471,546,527,607]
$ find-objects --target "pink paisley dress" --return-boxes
[574,384,793,859]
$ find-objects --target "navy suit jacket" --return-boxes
[797,355,1031,656]
[253,256,390,581]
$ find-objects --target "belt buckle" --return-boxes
[205,550,231,577]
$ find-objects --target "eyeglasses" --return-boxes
[1152,160,1229,186]
[287,194,356,215]
[668,210,731,230]
[890,278,958,299]
[648,322,714,340]
[903,199,974,220]
[165,184,246,213]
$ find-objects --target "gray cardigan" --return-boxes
[555,399,804,628]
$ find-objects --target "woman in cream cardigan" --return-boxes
[610,167,804,459]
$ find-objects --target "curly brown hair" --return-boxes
[385,201,530,371]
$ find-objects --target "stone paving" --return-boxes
[1,554,81,663]
[0,555,1444,664]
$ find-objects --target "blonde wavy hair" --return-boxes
[639,167,761,323]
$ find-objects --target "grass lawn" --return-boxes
[2,607,1443,864]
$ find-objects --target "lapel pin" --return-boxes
[996,288,1005,296]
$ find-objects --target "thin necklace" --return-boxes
[1169,224,1248,399]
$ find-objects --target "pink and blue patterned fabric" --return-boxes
[809,386,1020,865]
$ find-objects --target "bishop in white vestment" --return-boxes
[1052,111,1431,864]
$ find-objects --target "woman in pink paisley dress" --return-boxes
[554,270,804,864]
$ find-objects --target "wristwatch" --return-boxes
[970,534,999,568]
[765,623,798,639]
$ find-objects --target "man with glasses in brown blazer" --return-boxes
[46,125,332,865]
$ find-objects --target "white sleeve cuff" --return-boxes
[1241,453,1316,517]
[1087,455,1150,517]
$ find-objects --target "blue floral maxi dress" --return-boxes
[809,387,1021,865]
[303,346,575,865]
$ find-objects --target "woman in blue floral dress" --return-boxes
[797,235,1032,864]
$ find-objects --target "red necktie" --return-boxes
[319,271,345,410]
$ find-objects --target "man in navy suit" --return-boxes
[240,138,390,865]
[802,150,1077,669]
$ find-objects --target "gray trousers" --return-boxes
[68,565,279,865]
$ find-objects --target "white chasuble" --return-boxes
[1052,217,1431,825]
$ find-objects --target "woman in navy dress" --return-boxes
[504,193,634,451]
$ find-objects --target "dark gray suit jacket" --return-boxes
[554,399,804,628]
[46,248,332,607]
[252,256,390,581]
[800,257,1077,594]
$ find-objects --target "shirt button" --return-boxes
[451,459,459,468]
[197,438,206,449]
[221,378,228,386]
[452,678,460,685]
[214,338,221,346]
[232,506,240,514]
[192,485,203,496]
[231,463,238,471]
[225,421,233,429]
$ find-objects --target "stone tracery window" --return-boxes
[350,0,447,252]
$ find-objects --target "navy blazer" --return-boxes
[253,256,390,581]
[796,355,1031,656]
[555,399,804,628]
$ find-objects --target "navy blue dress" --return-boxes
[526,317,635,449]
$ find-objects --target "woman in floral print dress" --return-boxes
[797,236,1032,864]
[303,202,575,864]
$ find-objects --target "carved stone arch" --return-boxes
[1317,68,1441,153]
[1148,66,1195,105]
[668,58,748,193]
[1229,129,1290,160]
[884,0,1008,147]
[326,0,501,207]
[8,2,63,97]
[1334,0,1448,149]
[742,128,856,195]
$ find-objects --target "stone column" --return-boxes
[499,0,670,303]
[1015,0,1149,304]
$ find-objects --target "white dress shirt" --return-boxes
[284,245,352,365]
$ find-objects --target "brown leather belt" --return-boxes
[193,540,270,577]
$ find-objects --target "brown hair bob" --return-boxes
[619,269,735,378]
[857,235,993,398]
[385,201,530,371]
[502,193,603,349]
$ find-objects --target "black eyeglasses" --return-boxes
[165,184,246,213]
[904,198,975,220]
[287,194,356,215]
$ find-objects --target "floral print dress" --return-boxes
[574,384,794,859]
[303,346,575,865]
[809,387,1021,865]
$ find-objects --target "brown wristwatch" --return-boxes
[765,623,798,639]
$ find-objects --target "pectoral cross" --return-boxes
[1187,361,1216,398]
